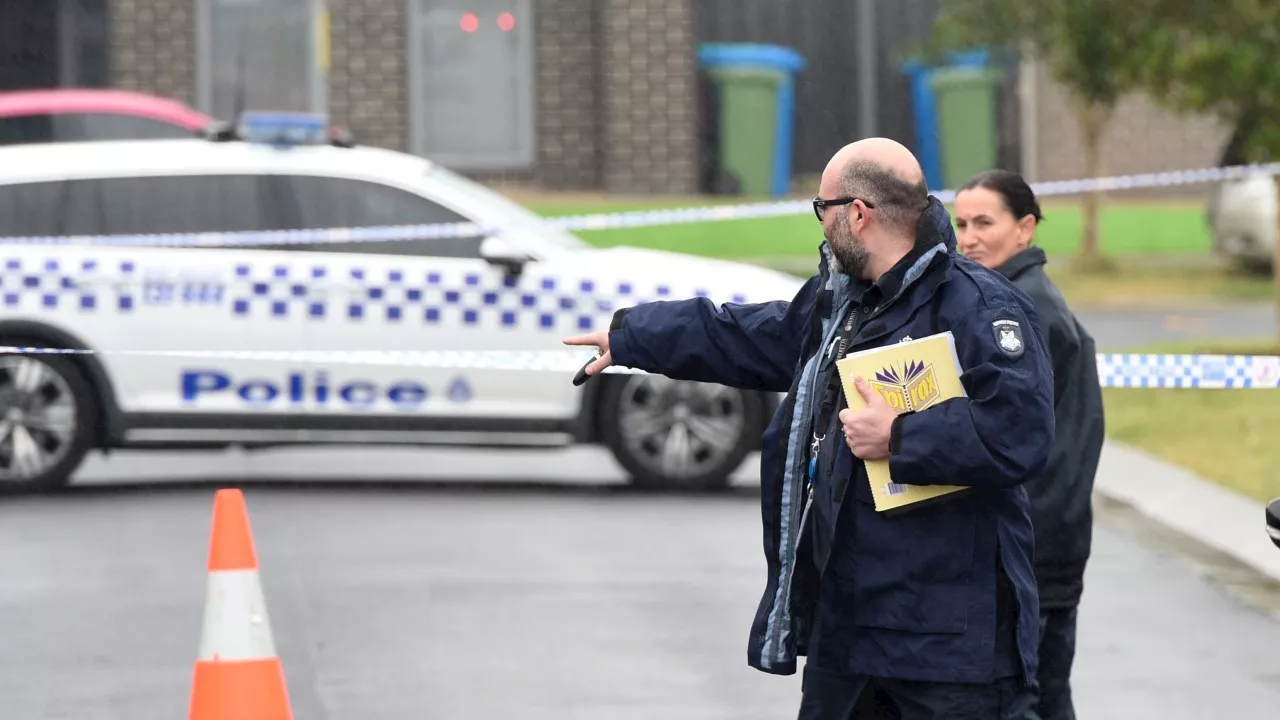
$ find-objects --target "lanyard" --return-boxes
[807,303,862,484]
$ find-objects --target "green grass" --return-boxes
[524,196,1213,260]
[1043,257,1274,308]
[1103,339,1280,504]
[521,193,1269,308]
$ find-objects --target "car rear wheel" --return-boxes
[0,353,96,493]
[599,374,762,491]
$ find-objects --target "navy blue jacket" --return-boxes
[996,247,1105,609]
[607,196,1055,686]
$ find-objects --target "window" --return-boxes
[61,114,199,141]
[196,0,326,119]
[90,175,281,236]
[0,174,285,238]
[0,117,56,146]
[408,0,536,170]
[270,174,483,258]
[0,114,198,146]
[2,175,281,237]
[0,172,482,257]
[0,181,68,236]
[0,178,104,237]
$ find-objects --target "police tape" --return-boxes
[2,345,1279,389]
[0,162,1277,249]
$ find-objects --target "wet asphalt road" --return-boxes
[3,446,1280,719]
[1076,301,1275,351]
[3,301,1279,718]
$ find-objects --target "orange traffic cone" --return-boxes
[188,488,293,720]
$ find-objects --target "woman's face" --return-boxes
[953,186,1036,269]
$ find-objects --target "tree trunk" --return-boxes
[1274,176,1280,341]
[1076,101,1110,265]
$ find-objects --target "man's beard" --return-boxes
[828,224,870,277]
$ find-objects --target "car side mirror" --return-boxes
[1267,498,1280,550]
[479,235,530,276]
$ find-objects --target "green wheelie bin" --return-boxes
[930,66,1003,189]
[698,43,806,198]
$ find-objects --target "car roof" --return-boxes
[0,89,213,129]
[0,138,436,185]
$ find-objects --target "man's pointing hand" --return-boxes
[562,330,614,378]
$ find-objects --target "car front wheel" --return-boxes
[0,353,96,493]
[598,374,763,491]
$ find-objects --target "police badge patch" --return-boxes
[991,319,1024,359]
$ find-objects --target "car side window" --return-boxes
[0,114,197,146]
[58,114,199,141]
[271,174,483,258]
[0,181,65,236]
[0,117,55,146]
[91,175,283,235]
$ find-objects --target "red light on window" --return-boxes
[497,12,515,31]
[460,13,479,32]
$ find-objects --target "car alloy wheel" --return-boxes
[0,355,81,486]
[612,374,748,485]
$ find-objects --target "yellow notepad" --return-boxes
[835,331,971,512]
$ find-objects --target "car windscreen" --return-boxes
[0,113,198,145]
[423,163,588,252]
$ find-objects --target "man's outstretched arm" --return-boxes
[563,274,821,393]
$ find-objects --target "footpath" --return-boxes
[1094,439,1280,585]
[1078,440,1280,719]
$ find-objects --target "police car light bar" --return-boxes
[235,112,330,146]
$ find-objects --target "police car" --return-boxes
[0,113,805,493]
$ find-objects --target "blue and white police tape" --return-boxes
[3,345,1279,389]
[0,346,629,373]
[0,162,1277,249]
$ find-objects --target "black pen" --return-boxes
[572,353,600,386]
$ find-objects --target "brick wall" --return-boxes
[600,0,699,195]
[327,0,407,154]
[106,0,699,195]
[534,0,602,190]
[1029,62,1232,193]
[108,0,195,105]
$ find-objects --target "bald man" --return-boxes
[564,139,1054,719]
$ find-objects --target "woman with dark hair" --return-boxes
[953,170,1105,720]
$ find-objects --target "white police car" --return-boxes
[0,113,805,492]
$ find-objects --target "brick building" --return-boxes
[3,0,1235,198]
[109,0,700,195]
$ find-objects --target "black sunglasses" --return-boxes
[813,196,875,222]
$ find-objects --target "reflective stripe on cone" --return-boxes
[189,488,293,720]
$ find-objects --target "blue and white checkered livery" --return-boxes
[2,253,760,335]
[1,256,140,314]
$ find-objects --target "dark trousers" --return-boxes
[797,666,1034,720]
[1026,606,1078,720]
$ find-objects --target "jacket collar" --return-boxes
[995,247,1047,281]
[866,194,957,302]
[920,194,959,253]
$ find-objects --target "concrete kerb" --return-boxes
[1093,440,1280,584]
